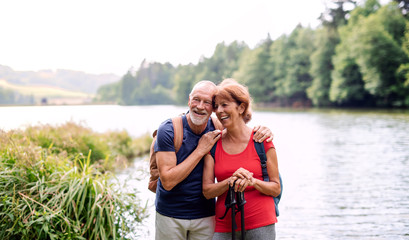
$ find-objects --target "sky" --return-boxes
[0,0,390,76]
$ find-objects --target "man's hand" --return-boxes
[157,129,221,191]
[253,125,274,143]
[197,130,221,155]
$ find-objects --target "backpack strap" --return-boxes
[210,142,217,159]
[148,115,184,193]
[209,116,223,159]
[171,116,183,153]
[253,141,282,217]
[254,141,269,182]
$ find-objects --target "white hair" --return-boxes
[189,80,217,97]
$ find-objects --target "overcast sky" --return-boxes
[0,0,390,76]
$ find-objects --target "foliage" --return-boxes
[95,82,120,103]
[239,35,274,103]
[172,64,197,105]
[117,61,175,105]
[94,0,409,108]
[195,41,248,84]
[393,0,409,16]
[281,26,315,105]
[0,123,150,239]
[0,87,18,104]
[307,27,339,106]
[319,0,356,29]
[330,1,409,106]
[18,122,150,170]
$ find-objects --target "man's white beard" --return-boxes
[190,108,209,126]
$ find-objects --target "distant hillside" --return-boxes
[0,79,93,105]
[0,65,120,94]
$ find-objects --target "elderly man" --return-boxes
[154,81,272,240]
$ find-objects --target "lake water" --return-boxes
[1,105,409,239]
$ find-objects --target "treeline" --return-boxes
[96,0,409,108]
[0,87,34,104]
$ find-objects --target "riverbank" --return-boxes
[2,105,409,239]
[0,122,152,239]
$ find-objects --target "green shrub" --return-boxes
[0,123,149,240]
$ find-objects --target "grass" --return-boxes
[0,122,152,240]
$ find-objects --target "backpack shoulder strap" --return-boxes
[210,142,217,160]
[254,140,282,216]
[254,141,269,182]
[171,116,183,153]
[211,115,223,131]
[209,116,222,160]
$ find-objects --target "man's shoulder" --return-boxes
[156,118,176,142]
[158,118,174,131]
[155,118,175,152]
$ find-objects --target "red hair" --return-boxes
[215,78,252,123]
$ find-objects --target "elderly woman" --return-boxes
[202,79,281,240]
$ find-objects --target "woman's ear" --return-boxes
[238,103,245,115]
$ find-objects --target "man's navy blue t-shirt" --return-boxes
[154,115,216,219]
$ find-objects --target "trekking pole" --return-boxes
[220,182,237,240]
[237,191,246,240]
[232,199,236,240]
[231,183,236,240]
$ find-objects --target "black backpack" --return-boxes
[210,141,282,216]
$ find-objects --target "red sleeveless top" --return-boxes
[214,132,277,232]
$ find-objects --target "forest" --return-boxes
[96,0,409,108]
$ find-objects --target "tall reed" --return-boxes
[0,122,149,239]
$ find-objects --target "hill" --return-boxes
[0,79,93,105]
[0,65,120,94]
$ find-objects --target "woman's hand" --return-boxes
[232,167,253,180]
[229,168,254,192]
[232,177,251,192]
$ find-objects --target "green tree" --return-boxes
[129,78,173,105]
[348,0,382,25]
[330,1,409,106]
[268,36,290,105]
[307,27,340,106]
[349,3,408,105]
[0,87,15,104]
[135,61,174,89]
[330,54,369,105]
[308,0,353,106]
[95,82,120,103]
[319,0,356,28]
[281,26,315,105]
[173,64,197,105]
[393,0,409,16]
[242,35,274,103]
[395,21,409,106]
[119,71,137,105]
[195,41,248,82]
[330,19,370,105]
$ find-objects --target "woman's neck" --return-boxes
[223,121,251,143]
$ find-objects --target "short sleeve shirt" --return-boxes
[154,115,216,219]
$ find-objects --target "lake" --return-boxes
[1,105,408,239]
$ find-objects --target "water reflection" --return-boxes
[1,106,408,239]
[249,109,409,239]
